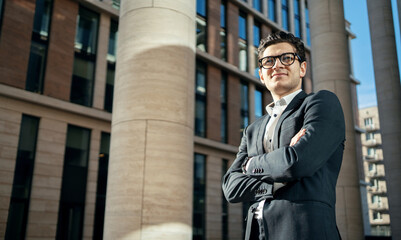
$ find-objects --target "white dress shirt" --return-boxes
[254,89,302,219]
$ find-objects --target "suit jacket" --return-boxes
[222,90,345,240]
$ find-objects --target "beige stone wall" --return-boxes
[0,107,22,237]
[0,84,111,239]
[194,141,243,240]
[26,118,67,239]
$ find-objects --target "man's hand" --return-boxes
[290,128,306,146]
[244,128,307,173]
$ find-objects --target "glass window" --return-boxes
[370,179,378,189]
[32,0,52,37]
[25,0,53,94]
[294,0,301,38]
[93,132,110,240]
[373,212,382,220]
[193,153,206,240]
[220,1,227,60]
[71,57,96,106]
[74,7,99,54]
[107,20,118,62]
[222,159,229,240]
[268,0,276,22]
[281,0,289,31]
[56,125,91,239]
[305,0,311,45]
[104,20,118,113]
[368,163,376,172]
[371,195,382,204]
[195,61,207,137]
[366,132,375,141]
[364,117,373,126]
[71,7,99,107]
[5,115,40,240]
[240,81,249,132]
[239,12,247,41]
[221,72,228,143]
[197,0,207,51]
[197,0,206,17]
[367,147,376,156]
[239,12,248,72]
[0,0,4,35]
[26,41,47,93]
[255,89,263,119]
[253,0,262,12]
[253,22,261,77]
[112,0,120,9]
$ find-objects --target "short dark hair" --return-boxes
[257,31,306,68]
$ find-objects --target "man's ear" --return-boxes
[300,61,307,78]
[259,68,265,84]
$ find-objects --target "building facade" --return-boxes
[359,106,391,237]
[0,0,363,239]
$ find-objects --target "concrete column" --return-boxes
[248,15,255,76]
[249,84,256,124]
[103,1,196,239]
[262,0,268,18]
[300,0,307,44]
[308,0,364,239]
[276,0,282,27]
[93,13,110,110]
[367,1,401,238]
[288,0,295,34]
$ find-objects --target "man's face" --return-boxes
[259,42,307,100]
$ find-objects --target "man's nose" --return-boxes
[272,57,284,69]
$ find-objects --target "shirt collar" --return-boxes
[266,89,303,116]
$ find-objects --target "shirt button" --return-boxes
[273,114,277,117]
[269,139,272,142]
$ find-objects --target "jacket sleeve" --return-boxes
[222,126,273,203]
[245,90,345,182]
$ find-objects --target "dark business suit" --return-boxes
[222,90,344,240]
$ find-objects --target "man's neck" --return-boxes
[272,88,302,103]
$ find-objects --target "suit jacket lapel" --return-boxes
[256,114,270,154]
[273,91,308,150]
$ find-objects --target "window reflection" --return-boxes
[71,7,99,107]
[239,12,248,72]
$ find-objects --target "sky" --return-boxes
[343,0,401,109]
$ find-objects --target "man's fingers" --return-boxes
[290,128,306,146]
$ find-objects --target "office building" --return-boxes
[359,106,391,237]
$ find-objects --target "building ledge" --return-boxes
[0,84,112,122]
[194,136,238,154]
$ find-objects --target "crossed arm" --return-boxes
[244,128,306,172]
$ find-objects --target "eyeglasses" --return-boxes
[258,52,301,69]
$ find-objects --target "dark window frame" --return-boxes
[70,6,100,107]
[25,0,54,94]
[5,115,40,240]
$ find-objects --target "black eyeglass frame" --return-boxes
[258,52,302,69]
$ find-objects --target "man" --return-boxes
[222,31,344,240]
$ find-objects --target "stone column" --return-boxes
[103,1,196,239]
[367,1,401,238]
[308,0,364,239]
[300,0,307,44]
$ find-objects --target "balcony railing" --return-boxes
[367,186,387,194]
[364,154,381,162]
[364,139,377,147]
[367,170,385,178]
[365,123,379,131]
